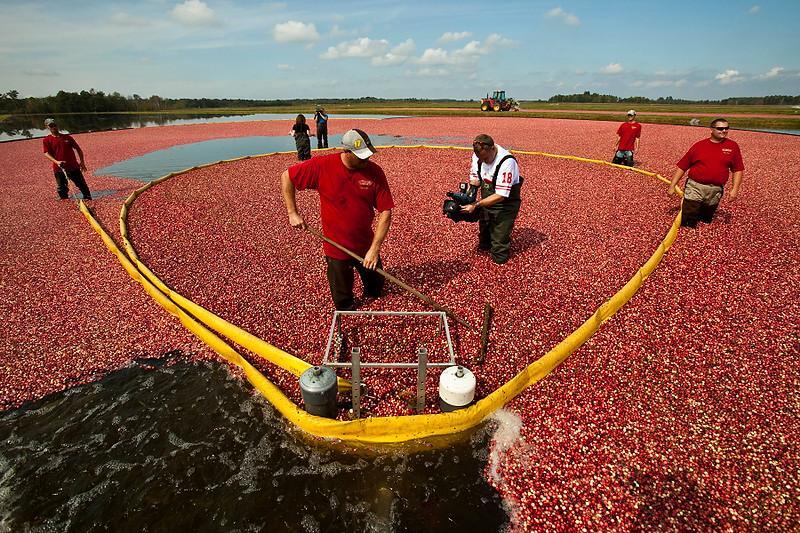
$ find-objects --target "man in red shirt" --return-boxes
[280,129,394,310]
[42,118,92,200]
[613,110,641,166]
[669,118,744,227]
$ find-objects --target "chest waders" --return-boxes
[477,155,523,264]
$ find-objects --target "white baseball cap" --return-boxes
[627,110,636,116]
[340,129,376,159]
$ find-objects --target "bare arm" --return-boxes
[634,137,640,152]
[280,170,306,228]
[461,192,505,213]
[363,209,392,270]
[668,168,685,195]
[728,170,743,200]
[614,135,620,151]
[44,152,63,167]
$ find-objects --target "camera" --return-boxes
[443,182,480,223]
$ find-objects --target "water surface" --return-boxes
[0,113,405,142]
[0,358,510,532]
[96,135,462,182]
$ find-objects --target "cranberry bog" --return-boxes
[1,117,798,529]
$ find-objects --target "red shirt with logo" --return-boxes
[616,121,641,151]
[677,138,744,186]
[289,153,395,260]
[43,134,81,171]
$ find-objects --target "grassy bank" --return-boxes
[6,103,800,131]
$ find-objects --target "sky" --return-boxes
[1,0,799,101]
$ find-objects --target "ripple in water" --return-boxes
[0,359,510,532]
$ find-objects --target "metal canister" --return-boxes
[299,366,338,418]
[438,365,476,412]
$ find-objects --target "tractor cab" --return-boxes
[492,90,506,101]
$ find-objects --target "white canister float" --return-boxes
[438,365,476,412]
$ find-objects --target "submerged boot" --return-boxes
[681,199,702,228]
[700,202,719,224]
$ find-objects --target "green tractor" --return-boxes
[480,90,520,112]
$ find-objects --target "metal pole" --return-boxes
[416,347,427,413]
[478,303,493,364]
[305,226,478,331]
[351,347,361,419]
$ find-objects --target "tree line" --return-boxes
[548,90,800,105]
[2,88,800,115]
[0,90,466,114]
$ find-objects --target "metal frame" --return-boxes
[321,310,456,417]
[322,310,456,368]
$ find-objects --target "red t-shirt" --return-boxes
[677,138,744,186]
[616,121,641,151]
[43,134,81,171]
[289,153,395,260]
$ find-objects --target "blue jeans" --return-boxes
[613,151,634,166]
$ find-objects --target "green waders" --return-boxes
[479,180,522,264]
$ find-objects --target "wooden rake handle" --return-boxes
[304,226,477,331]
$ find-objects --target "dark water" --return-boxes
[95,135,461,182]
[0,113,406,142]
[0,359,510,532]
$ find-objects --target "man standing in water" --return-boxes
[669,118,744,227]
[613,110,641,166]
[313,106,329,149]
[42,118,92,200]
[459,134,522,264]
[280,129,394,310]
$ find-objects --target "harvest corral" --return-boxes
[125,147,675,418]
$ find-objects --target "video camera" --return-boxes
[443,182,481,223]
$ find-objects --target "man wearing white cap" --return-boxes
[613,110,641,167]
[280,129,394,310]
[42,118,92,200]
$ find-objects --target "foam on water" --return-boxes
[487,408,524,485]
[0,359,508,531]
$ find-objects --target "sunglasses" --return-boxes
[713,126,730,131]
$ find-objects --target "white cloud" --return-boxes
[372,39,415,66]
[171,0,218,27]
[439,31,471,43]
[418,48,451,65]
[631,79,687,88]
[273,21,320,44]
[600,63,623,74]
[320,37,389,59]
[545,7,580,26]
[277,63,294,71]
[758,66,784,79]
[748,5,760,14]
[416,34,512,67]
[485,33,515,49]
[715,69,745,85]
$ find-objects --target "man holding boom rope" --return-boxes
[668,118,744,227]
[280,129,394,310]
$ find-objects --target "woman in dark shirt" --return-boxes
[290,114,312,161]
